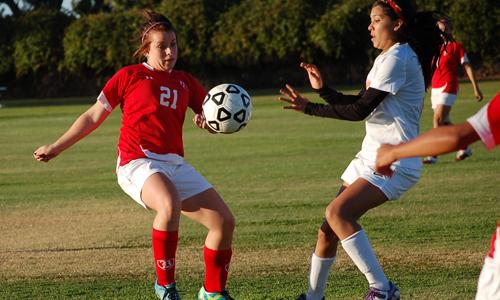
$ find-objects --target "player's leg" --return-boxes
[424,104,453,164]
[433,104,452,127]
[182,188,235,299]
[326,178,392,292]
[117,159,182,299]
[141,173,183,299]
[298,186,347,300]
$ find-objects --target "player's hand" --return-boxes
[33,145,60,163]
[474,89,483,102]
[193,113,217,134]
[279,84,310,112]
[300,62,323,90]
[375,144,397,177]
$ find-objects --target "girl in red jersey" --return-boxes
[423,16,484,164]
[34,10,234,300]
[375,91,500,300]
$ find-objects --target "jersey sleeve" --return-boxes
[467,92,500,149]
[457,43,469,65]
[97,68,130,112]
[368,54,405,95]
[185,73,206,114]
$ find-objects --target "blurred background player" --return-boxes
[423,16,483,164]
[279,0,443,299]
[34,10,235,300]
[375,91,500,299]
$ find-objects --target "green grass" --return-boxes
[1,80,499,299]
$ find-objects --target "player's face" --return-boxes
[146,30,178,72]
[437,20,451,36]
[368,6,398,52]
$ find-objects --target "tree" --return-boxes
[0,0,64,17]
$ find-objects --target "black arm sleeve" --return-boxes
[304,87,389,121]
[312,86,366,105]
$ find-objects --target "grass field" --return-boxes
[1,80,499,299]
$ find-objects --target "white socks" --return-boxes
[341,229,389,290]
[306,253,336,300]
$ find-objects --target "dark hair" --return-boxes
[133,10,176,59]
[436,15,455,43]
[372,0,443,88]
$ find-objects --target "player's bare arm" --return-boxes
[33,102,110,162]
[375,122,481,176]
[463,63,483,101]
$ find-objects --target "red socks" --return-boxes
[152,229,232,291]
[152,228,178,286]
[203,246,232,292]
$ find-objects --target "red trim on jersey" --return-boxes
[100,64,206,167]
[487,220,500,259]
[487,92,500,147]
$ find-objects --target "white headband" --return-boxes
[141,22,168,44]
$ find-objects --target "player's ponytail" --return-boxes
[408,11,443,88]
[133,10,176,60]
[372,0,444,88]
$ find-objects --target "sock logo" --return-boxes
[224,263,230,272]
[156,259,175,270]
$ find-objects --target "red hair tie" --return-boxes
[386,0,405,22]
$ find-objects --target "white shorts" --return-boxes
[117,157,212,209]
[431,85,457,109]
[341,157,420,200]
[476,257,500,300]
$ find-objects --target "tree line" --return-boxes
[0,0,498,98]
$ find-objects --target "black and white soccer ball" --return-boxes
[202,83,252,134]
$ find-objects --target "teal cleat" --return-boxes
[155,280,181,300]
[198,285,234,300]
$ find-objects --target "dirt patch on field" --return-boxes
[0,199,486,282]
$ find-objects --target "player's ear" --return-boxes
[394,19,403,32]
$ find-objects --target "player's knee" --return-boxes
[222,213,236,233]
[317,221,338,243]
[211,212,235,234]
[325,202,354,229]
[433,114,443,125]
[156,196,182,219]
[325,203,342,223]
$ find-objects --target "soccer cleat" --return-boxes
[422,156,438,164]
[296,294,325,300]
[198,285,234,300]
[455,147,472,161]
[364,281,400,300]
[155,280,181,300]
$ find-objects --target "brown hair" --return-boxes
[372,0,444,88]
[133,10,176,59]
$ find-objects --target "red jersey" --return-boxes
[431,41,469,94]
[467,92,500,150]
[97,63,206,166]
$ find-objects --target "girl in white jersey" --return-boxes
[34,10,234,300]
[279,1,443,299]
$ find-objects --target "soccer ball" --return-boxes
[202,83,252,134]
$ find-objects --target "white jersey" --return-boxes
[358,43,425,170]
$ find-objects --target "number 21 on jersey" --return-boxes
[160,86,178,109]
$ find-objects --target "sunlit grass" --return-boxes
[1,80,499,299]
